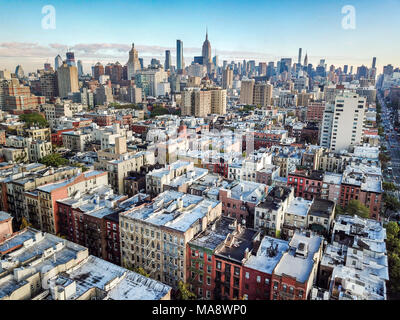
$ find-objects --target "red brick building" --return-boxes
[213,227,260,300]
[270,231,323,300]
[242,236,289,300]
[306,102,326,123]
[219,181,267,227]
[187,216,236,299]
[287,170,324,200]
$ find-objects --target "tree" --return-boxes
[39,153,69,167]
[344,200,370,219]
[19,113,48,128]
[19,217,31,230]
[379,153,391,163]
[385,222,400,296]
[176,281,196,300]
[133,267,150,277]
[383,193,400,215]
[383,181,398,192]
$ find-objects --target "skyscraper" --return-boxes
[93,62,105,80]
[202,29,211,65]
[165,50,171,70]
[343,65,348,74]
[222,67,233,89]
[66,52,76,67]
[298,48,302,65]
[372,57,377,69]
[127,43,141,80]
[15,65,24,79]
[176,40,183,71]
[57,62,79,98]
[55,55,63,70]
[77,60,83,77]
[303,52,308,67]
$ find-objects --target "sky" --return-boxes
[0,0,399,73]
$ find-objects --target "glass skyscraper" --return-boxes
[176,40,183,71]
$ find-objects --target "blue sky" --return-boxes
[0,0,399,72]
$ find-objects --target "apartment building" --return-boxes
[119,190,222,288]
[242,236,289,300]
[318,215,388,300]
[271,231,323,300]
[146,160,194,196]
[0,228,171,300]
[34,170,108,234]
[187,215,236,299]
[320,92,366,152]
[219,180,267,227]
[5,166,80,227]
[61,130,93,152]
[255,186,294,237]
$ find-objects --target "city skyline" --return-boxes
[0,0,400,72]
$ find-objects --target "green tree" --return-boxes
[344,200,370,219]
[133,267,150,277]
[39,153,69,167]
[176,281,196,300]
[19,113,48,128]
[383,193,400,215]
[383,182,398,192]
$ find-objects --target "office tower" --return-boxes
[383,64,393,76]
[267,62,275,78]
[320,91,366,151]
[66,52,76,67]
[356,65,369,79]
[151,58,161,68]
[93,62,104,80]
[55,55,63,70]
[372,57,376,69]
[111,62,123,83]
[105,64,112,76]
[240,79,255,105]
[343,65,348,74]
[280,58,292,74]
[77,60,83,77]
[15,65,24,79]
[258,62,267,76]
[139,58,144,70]
[212,55,219,68]
[303,53,308,67]
[57,62,79,98]
[223,60,228,70]
[202,29,211,65]
[248,60,256,74]
[298,48,302,65]
[222,67,233,89]
[350,66,353,74]
[176,40,183,71]
[44,63,51,72]
[165,50,171,70]
[127,43,141,80]
[40,71,58,100]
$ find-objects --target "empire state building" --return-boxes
[202,29,211,65]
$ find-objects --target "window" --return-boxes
[265,278,270,285]
[256,276,261,283]
[245,272,250,279]
[216,261,222,270]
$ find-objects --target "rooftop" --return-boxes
[244,236,289,274]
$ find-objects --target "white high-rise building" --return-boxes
[320,91,366,152]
